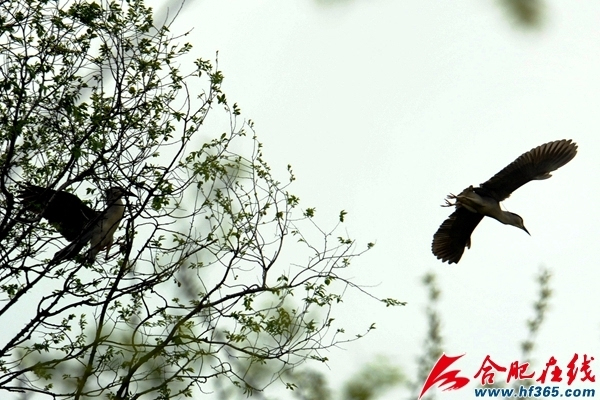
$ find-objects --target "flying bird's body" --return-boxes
[18,185,134,263]
[432,139,577,264]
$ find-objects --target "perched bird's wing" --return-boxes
[480,139,577,201]
[18,185,98,241]
[432,207,484,264]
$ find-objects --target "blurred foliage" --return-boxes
[341,356,404,400]
[410,273,444,400]
[499,0,545,28]
[313,0,545,29]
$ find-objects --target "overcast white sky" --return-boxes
[148,1,600,398]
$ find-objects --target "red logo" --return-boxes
[419,353,595,399]
[418,353,470,399]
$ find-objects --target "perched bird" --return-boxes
[432,139,577,264]
[18,185,135,263]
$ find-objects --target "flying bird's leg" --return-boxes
[442,193,458,207]
[441,186,486,214]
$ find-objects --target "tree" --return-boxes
[0,1,397,398]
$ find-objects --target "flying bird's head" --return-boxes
[508,212,530,236]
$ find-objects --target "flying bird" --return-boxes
[432,139,577,264]
[18,185,135,263]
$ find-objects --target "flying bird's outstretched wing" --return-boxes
[480,139,578,202]
[432,207,484,264]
